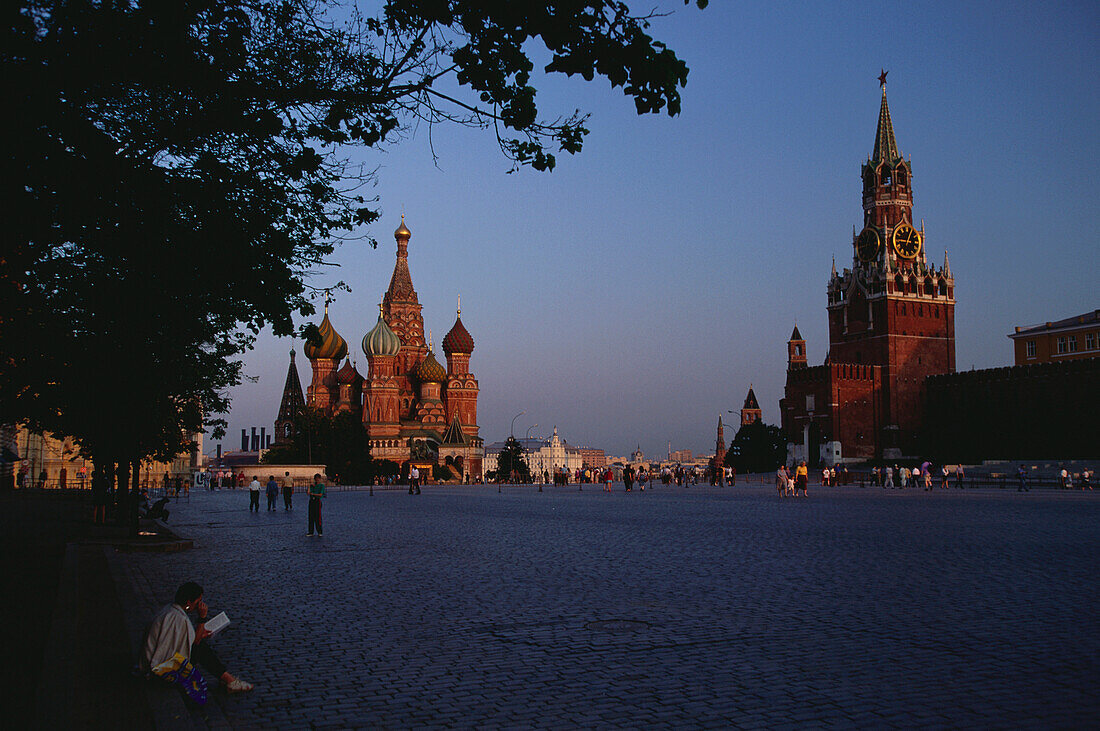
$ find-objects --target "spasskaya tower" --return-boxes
[783,72,956,464]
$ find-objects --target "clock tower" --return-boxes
[825,74,956,457]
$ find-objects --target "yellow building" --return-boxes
[10,426,202,490]
[1009,310,1100,365]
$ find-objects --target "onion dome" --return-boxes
[362,305,402,357]
[335,359,361,385]
[414,351,447,384]
[442,300,474,354]
[395,214,411,239]
[303,306,348,361]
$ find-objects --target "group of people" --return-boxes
[247,473,295,512]
[775,462,810,497]
[244,473,328,536]
[873,463,961,490]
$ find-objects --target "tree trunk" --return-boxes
[116,460,129,528]
[129,459,141,537]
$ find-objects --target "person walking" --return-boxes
[307,473,326,536]
[265,475,279,511]
[795,461,808,497]
[884,465,895,488]
[1017,464,1029,492]
[622,465,634,492]
[955,464,965,489]
[282,472,293,511]
[248,476,261,512]
[776,465,789,498]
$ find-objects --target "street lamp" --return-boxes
[526,424,539,491]
[503,409,525,490]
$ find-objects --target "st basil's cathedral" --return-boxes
[781,75,956,466]
[275,217,483,480]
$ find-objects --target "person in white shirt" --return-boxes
[248,475,261,512]
[142,581,252,693]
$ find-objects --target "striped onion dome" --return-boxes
[362,308,402,357]
[303,308,348,361]
[442,315,474,354]
[413,351,447,384]
[335,359,361,385]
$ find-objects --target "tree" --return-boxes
[4,1,705,531]
[262,409,396,484]
[492,436,530,483]
[726,421,786,474]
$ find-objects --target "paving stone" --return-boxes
[121,485,1100,728]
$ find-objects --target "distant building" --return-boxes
[483,427,583,478]
[1009,310,1100,365]
[669,449,693,463]
[575,447,607,469]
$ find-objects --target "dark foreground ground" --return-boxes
[8,482,1100,728]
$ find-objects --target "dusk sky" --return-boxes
[217,1,1099,460]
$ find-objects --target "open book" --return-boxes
[203,611,230,636]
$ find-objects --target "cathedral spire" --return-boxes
[872,75,900,164]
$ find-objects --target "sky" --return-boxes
[216,0,1100,460]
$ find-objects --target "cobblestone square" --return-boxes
[125,484,1100,728]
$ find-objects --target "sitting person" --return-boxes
[141,581,253,693]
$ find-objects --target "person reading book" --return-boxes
[141,581,253,693]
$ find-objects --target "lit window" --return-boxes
[1057,337,1066,354]
[1026,341,1036,357]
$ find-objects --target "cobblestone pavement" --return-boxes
[126,484,1100,728]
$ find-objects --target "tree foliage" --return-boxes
[262,408,397,484]
[726,421,786,474]
[3,1,703,477]
[491,436,530,483]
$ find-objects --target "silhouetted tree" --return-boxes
[726,421,786,474]
[263,409,396,484]
[493,437,531,483]
[4,1,704,531]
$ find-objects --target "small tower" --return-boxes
[304,301,348,414]
[741,385,762,426]
[334,359,362,414]
[361,302,402,439]
[442,297,479,436]
[788,326,807,370]
[713,416,727,468]
[412,335,447,425]
[274,349,305,444]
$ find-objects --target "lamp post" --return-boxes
[526,424,539,491]
[503,410,525,490]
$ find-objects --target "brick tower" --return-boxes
[274,349,306,444]
[740,385,762,426]
[382,215,428,421]
[784,73,955,463]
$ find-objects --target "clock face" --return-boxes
[856,227,881,262]
[892,223,922,259]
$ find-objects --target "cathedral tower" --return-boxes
[382,216,428,421]
[274,349,305,443]
[304,302,348,414]
[442,298,480,436]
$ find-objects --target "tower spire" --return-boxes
[872,73,900,164]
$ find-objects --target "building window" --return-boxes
[1026,341,1036,357]
[1057,337,1066,354]
[806,395,815,411]
[1087,333,1097,350]
[1068,335,1078,353]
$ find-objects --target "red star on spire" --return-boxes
[878,69,888,87]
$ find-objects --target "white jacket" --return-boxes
[141,603,195,672]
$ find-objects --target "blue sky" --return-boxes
[218,1,1099,459]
